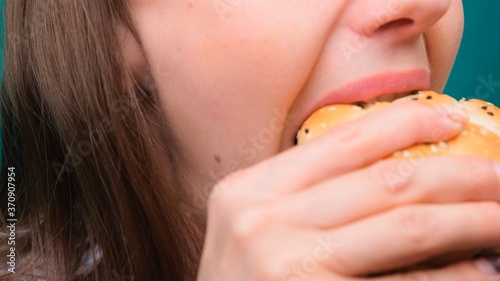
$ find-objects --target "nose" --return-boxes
[347,0,451,42]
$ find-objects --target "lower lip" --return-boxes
[320,69,431,105]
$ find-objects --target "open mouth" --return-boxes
[284,69,431,148]
[294,89,425,145]
[357,90,419,105]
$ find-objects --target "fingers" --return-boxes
[368,259,500,281]
[272,156,500,228]
[245,101,468,199]
[318,202,500,276]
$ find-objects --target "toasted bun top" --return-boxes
[296,91,500,161]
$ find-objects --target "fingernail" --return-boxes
[434,105,469,128]
[476,256,500,275]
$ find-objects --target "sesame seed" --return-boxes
[403,151,410,158]
[488,112,494,116]
[328,106,337,111]
[320,123,327,128]
[430,145,438,153]
[426,96,433,100]
[305,129,310,134]
[439,141,448,148]
[482,106,488,110]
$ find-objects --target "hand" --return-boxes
[197,101,500,280]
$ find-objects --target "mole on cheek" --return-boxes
[214,155,222,163]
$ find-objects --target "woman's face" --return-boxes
[124,0,464,195]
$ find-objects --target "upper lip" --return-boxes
[292,69,431,143]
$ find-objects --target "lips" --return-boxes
[291,69,431,145]
[312,69,430,110]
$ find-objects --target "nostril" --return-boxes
[378,18,414,32]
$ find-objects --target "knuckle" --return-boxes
[402,103,438,141]
[402,102,427,123]
[330,121,368,147]
[369,160,414,197]
[258,254,292,280]
[229,207,270,244]
[458,156,492,188]
[207,170,247,215]
[326,121,375,164]
[477,202,500,237]
[326,251,351,274]
[392,206,435,246]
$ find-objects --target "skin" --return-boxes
[122,0,500,279]
[123,0,465,192]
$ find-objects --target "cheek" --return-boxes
[148,1,342,113]
[135,1,346,168]
[425,0,464,91]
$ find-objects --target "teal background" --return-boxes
[445,1,500,106]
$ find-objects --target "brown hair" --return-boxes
[0,1,203,280]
